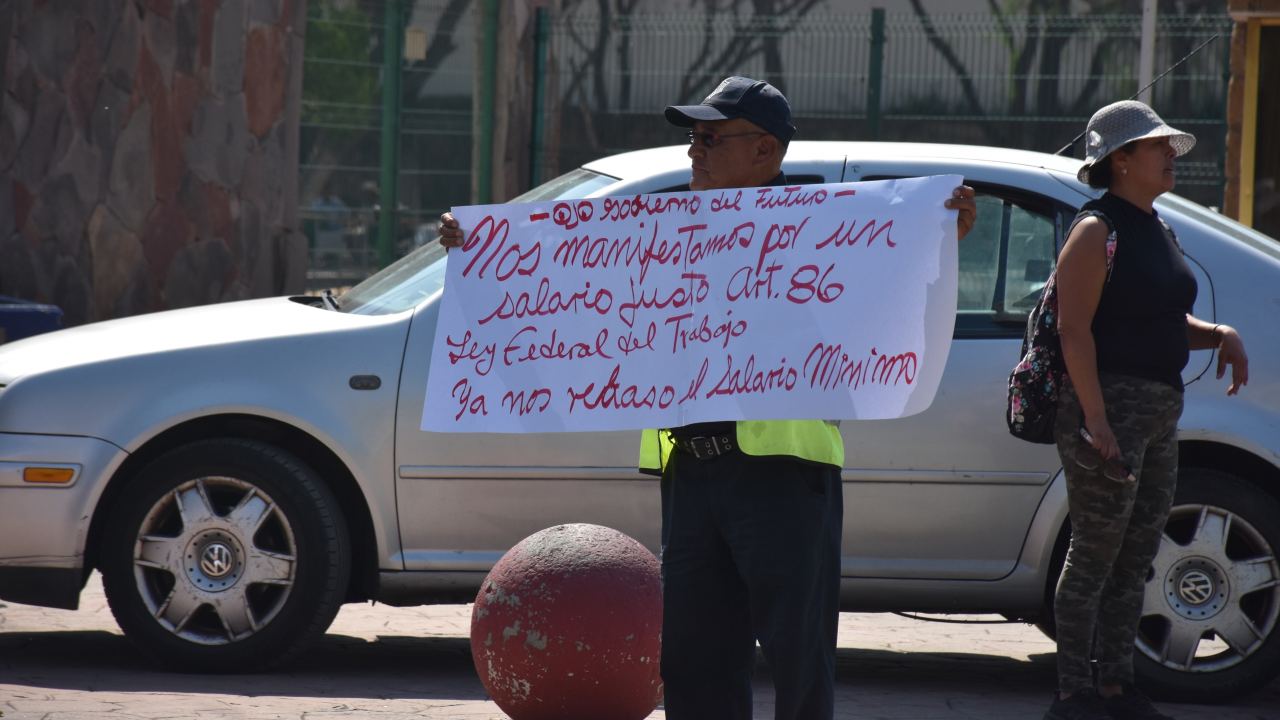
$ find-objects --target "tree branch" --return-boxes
[907,0,987,121]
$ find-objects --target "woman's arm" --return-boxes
[1186,315,1223,351]
[1055,216,1120,459]
[1187,315,1250,395]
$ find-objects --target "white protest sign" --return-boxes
[422,174,960,433]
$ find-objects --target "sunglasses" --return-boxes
[686,130,768,148]
[1077,425,1136,482]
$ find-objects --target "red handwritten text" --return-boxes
[710,190,742,213]
[755,217,810,274]
[617,272,710,328]
[480,278,613,325]
[446,330,496,376]
[462,215,542,279]
[600,194,702,222]
[726,262,785,301]
[567,364,678,412]
[451,378,488,420]
[502,326,614,366]
[665,310,748,352]
[815,218,895,249]
[787,264,844,304]
[803,343,918,390]
[617,321,658,356]
[706,353,799,397]
[754,186,829,210]
[551,200,595,230]
[501,386,553,416]
[551,221,680,284]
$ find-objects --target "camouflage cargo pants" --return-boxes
[1053,372,1184,693]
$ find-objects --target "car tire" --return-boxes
[1133,467,1280,703]
[1033,522,1072,641]
[100,439,351,672]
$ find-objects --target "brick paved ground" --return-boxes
[1,573,1276,719]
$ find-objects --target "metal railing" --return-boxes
[299,0,473,289]
[544,10,1230,196]
[298,4,1232,288]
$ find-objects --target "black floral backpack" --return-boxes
[1006,210,1118,444]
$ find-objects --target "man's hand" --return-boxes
[439,211,463,249]
[945,185,977,241]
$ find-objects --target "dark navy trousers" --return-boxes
[659,448,843,720]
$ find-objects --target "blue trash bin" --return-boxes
[0,295,64,344]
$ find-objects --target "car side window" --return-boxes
[1002,204,1056,315]
[957,194,1006,313]
[862,178,1064,339]
[954,189,1061,337]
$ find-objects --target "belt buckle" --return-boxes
[686,434,732,459]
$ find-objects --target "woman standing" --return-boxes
[1045,101,1250,720]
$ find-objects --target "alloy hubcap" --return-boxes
[1176,569,1214,605]
[1139,503,1280,672]
[133,476,298,645]
[200,542,236,578]
[1164,557,1229,620]
[185,530,244,591]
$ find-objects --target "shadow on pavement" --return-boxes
[5,627,1277,719]
[2,628,1060,701]
[0,630,483,700]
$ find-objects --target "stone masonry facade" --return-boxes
[0,0,308,326]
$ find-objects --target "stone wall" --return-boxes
[0,0,308,326]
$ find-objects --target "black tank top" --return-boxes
[1080,193,1197,391]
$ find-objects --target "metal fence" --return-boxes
[298,3,1232,288]
[545,9,1231,198]
[299,0,475,289]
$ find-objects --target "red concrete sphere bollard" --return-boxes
[470,523,663,720]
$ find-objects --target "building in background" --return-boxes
[1224,0,1280,240]
[0,0,308,327]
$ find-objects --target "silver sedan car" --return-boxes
[2,142,1278,702]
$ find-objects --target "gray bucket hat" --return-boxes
[1077,100,1196,184]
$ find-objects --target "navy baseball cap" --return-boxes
[665,76,796,143]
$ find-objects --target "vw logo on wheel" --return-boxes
[1178,570,1215,606]
[200,543,235,578]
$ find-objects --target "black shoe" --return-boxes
[1102,687,1176,720]
[1045,689,1111,720]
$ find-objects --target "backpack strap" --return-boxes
[1157,216,1184,255]
[1067,209,1119,277]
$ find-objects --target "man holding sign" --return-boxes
[439,77,976,720]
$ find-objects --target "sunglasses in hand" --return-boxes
[1077,425,1136,482]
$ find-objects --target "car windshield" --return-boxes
[338,168,620,315]
[509,168,618,203]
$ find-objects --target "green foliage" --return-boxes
[302,0,380,127]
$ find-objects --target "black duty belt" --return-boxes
[671,433,737,460]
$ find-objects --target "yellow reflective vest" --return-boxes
[638,420,844,475]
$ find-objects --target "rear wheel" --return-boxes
[101,439,350,672]
[1133,468,1280,702]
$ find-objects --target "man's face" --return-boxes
[686,118,772,191]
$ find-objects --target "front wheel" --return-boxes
[1134,468,1280,702]
[101,439,351,672]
